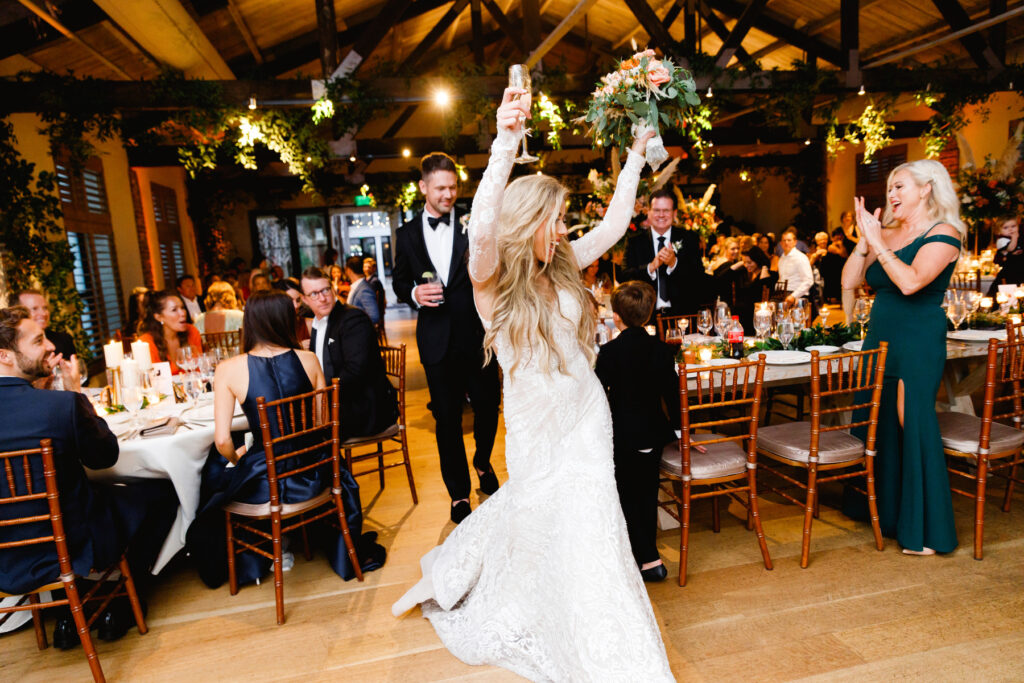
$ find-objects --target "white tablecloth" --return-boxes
[86,401,248,574]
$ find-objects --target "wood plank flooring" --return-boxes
[4,309,1024,681]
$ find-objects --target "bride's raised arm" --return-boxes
[467,88,529,284]
[572,132,654,268]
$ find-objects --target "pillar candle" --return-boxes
[103,340,123,369]
[120,358,139,388]
[131,340,151,371]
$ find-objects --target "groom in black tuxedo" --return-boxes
[392,152,501,524]
[623,188,711,320]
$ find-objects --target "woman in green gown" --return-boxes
[841,159,965,555]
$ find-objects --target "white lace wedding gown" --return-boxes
[392,128,674,682]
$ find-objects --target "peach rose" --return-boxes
[648,65,671,85]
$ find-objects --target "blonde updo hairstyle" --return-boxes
[483,174,595,375]
[205,281,239,310]
[882,160,967,249]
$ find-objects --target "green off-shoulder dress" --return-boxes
[843,225,960,553]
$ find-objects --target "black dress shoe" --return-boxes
[640,564,668,582]
[97,608,129,642]
[477,468,500,496]
[53,617,80,650]
[450,500,472,524]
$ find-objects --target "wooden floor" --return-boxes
[6,310,1024,682]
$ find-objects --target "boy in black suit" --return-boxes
[595,281,680,582]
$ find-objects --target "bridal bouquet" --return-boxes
[582,48,700,170]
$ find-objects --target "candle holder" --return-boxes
[105,367,122,407]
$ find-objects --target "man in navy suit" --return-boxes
[0,306,175,646]
[623,188,712,320]
[344,255,381,325]
[392,152,501,524]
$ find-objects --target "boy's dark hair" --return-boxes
[648,188,677,210]
[421,152,457,180]
[611,281,656,328]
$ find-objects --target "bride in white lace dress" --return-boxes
[392,88,674,682]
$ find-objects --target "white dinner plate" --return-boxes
[757,350,812,365]
[948,329,1007,342]
[842,340,864,351]
[805,345,840,355]
[187,402,243,422]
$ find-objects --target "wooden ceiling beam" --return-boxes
[707,0,844,66]
[525,0,601,69]
[315,0,338,76]
[471,0,484,64]
[15,0,133,79]
[400,0,471,71]
[613,0,676,51]
[227,0,263,64]
[990,0,1007,63]
[713,0,768,68]
[840,0,858,85]
[336,0,415,77]
[698,5,753,66]
[929,0,1003,69]
[522,0,541,52]
[0,1,108,62]
[747,0,886,63]
[621,0,681,58]
[480,0,526,54]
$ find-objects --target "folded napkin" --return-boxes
[140,416,180,438]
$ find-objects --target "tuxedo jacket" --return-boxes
[595,327,680,452]
[0,377,122,594]
[392,208,485,365]
[181,296,206,326]
[623,228,711,315]
[309,302,398,439]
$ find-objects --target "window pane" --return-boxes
[295,214,327,274]
[256,215,292,277]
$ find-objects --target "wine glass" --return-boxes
[184,371,204,409]
[697,308,713,339]
[777,319,795,350]
[853,298,871,340]
[121,365,145,430]
[197,353,216,393]
[790,304,806,335]
[176,346,196,373]
[947,299,968,332]
[676,318,689,337]
[507,65,539,164]
[753,309,772,341]
[714,302,731,338]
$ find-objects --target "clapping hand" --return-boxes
[658,245,677,268]
[854,196,884,250]
[496,87,531,135]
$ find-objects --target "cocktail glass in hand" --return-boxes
[697,308,713,340]
[422,271,444,305]
[508,65,539,164]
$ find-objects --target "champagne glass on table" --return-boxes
[947,299,968,332]
[754,308,772,341]
[853,298,871,340]
[777,319,795,350]
[176,346,196,374]
[677,318,689,337]
[697,308,713,340]
[714,301,731,338]
[507,65,539,164]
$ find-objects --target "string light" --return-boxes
[804,138,811,146]
[402,148,411,158]
[434,88,451,108]
[305,155,312,162]
[349,155,356,162]
[248,95,257,110]
[858,84,866,96]
[706,85,713,98]
[700,162,707,170]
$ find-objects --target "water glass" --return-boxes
[697,309,713,339]
[777,319,795,350]
[753,309,772,340]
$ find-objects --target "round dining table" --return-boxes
[85,397,249,574]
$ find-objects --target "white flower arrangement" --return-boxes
[460,213,471,234]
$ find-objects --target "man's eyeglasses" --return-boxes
[305,286,334,300]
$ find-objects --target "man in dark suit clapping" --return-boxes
[623,188,711,321]
[391,152,501,524]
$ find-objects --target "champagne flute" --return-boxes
[697,308,713,339]
[777,319,795,350]
[507,65,539,164]
[947,299,967,332]
[176,346,196,373]
[754,309,772,341]
[853,298,871,340]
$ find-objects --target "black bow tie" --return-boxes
[427,213,451,230]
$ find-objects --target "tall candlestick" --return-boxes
[103,340,123,369]
[131,340,151,371]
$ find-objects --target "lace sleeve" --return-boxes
[572,149,645,268]
[468,127,522,282]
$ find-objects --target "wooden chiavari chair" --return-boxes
[343,344,417,504]
[203,330,242,356]
[224,379,363,625]
[770,278,790,302]
[0,440,148,682]
[950,270,982,293]
[375,322,388,348]
[938,337,1024,559]
[656,313,699,343]
[659,355,773,586]
[757,344,888,568]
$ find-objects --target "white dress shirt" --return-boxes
[778,247,814,299]
[312,315,329,370]
[182,296,202,322]
[422,208,455,285]
[645,229,678,310]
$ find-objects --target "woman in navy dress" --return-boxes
[187,291,384,587]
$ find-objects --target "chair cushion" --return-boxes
[660,433,747,480]
[343,423,400,446]
[223,489,331,519]
[758,422,865,464]
[938,411,1024,457]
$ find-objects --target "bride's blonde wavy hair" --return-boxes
[483,174,595,376]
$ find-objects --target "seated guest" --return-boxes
[595,282,679,583]
[249,270,272,295]
[276,277,312,347]
[329,264,350,302]
[186,291,385,588]
[344,255,381,325]
[734,246,778,334]
[176,274,205,325]
[988,214,1024,296]
[126,286,149,339]
[137,291,203,374]
[13,289,76,359]
[0,306,176,647]
[778,227,814,305]
[709,237,739,274]
[301,267,398,440]
[194,281,244,334]
[757,234,779,272]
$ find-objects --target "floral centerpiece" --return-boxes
[675,184,720,241]
[956,123,1024,247]
[582,48,700,170]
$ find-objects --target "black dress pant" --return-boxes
[613,447,662,566]
[422,347,501,501]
